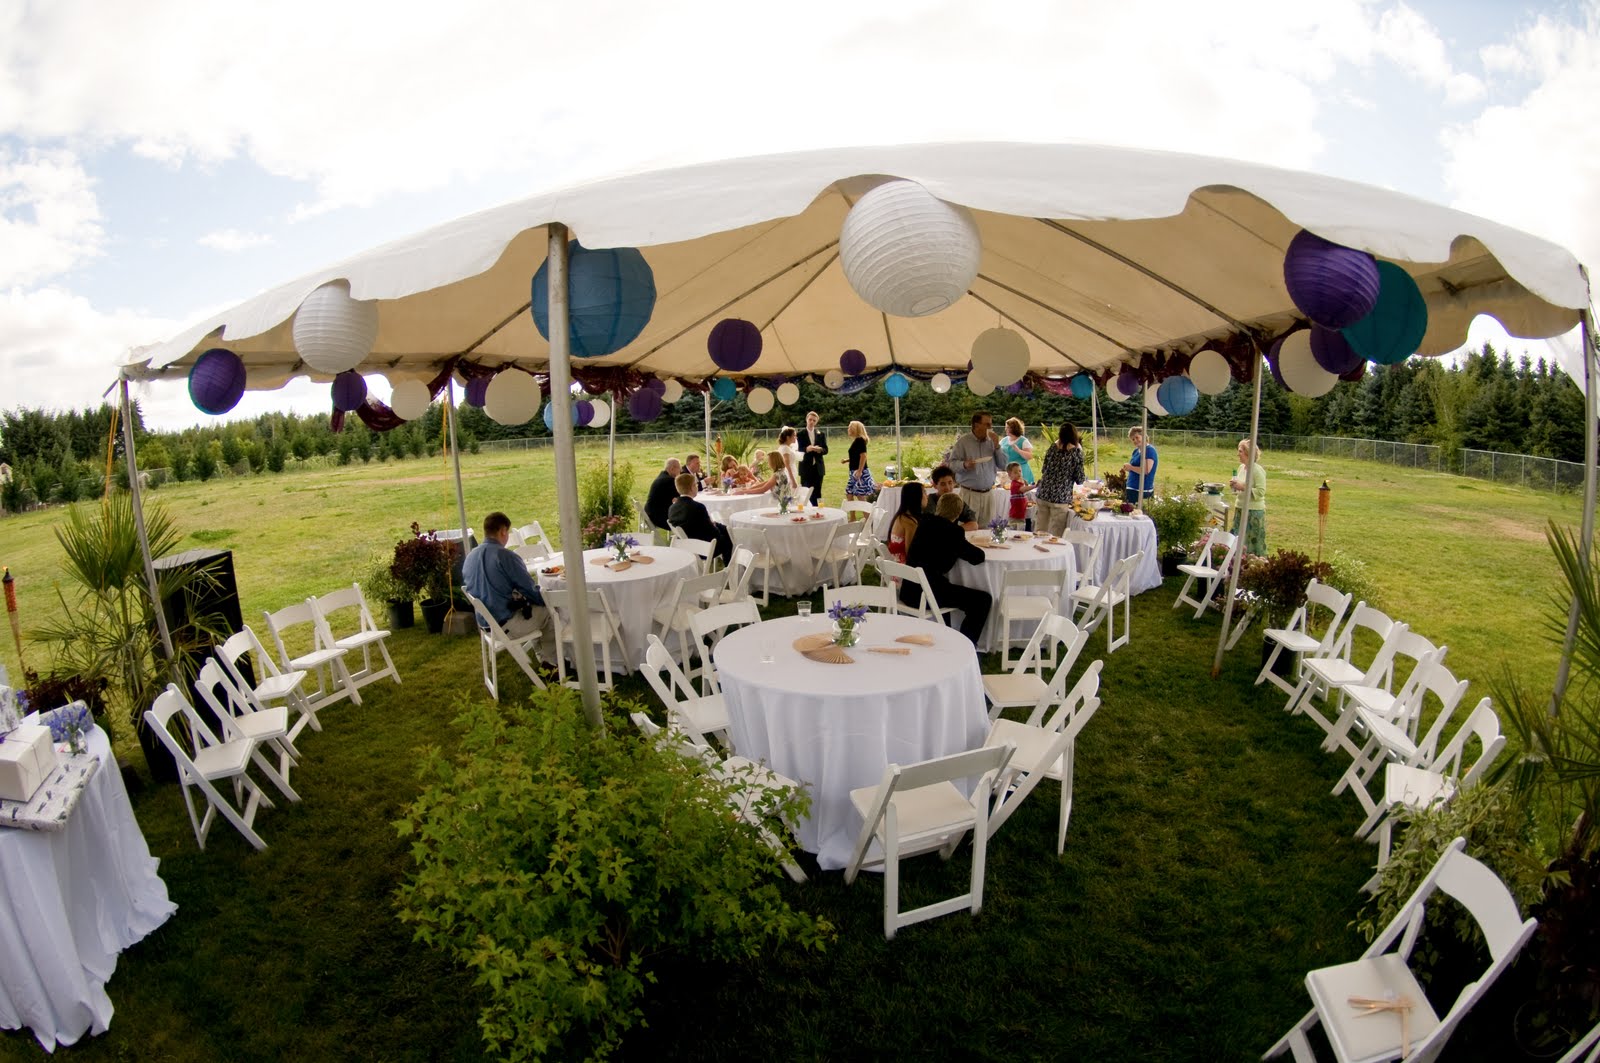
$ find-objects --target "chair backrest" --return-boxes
[218,626,282,685]
[669,569,730,615]
[263,600,320,670]
[1407,660,1472,765]
[514,521,555,556]
[865,744,1014,820]
[1434,843,1536,961]
[674,533,717,571]
[147,682,226,754]
[1427,697,1504,789]
[1325,603,1396,664]
[194,658,251,726]
[1199,528,1237,567]
[310,583,376,641]
[876,558,943,618]
[842,501,874,518]
[633,497,657,534]
[823,583,901,615]
[1000,565,1071,602]
[463,591,509,640]
[689,600,761,649]
[1041,658,1104,732]
[723,546,756,600]
[544,587,617,635]
[1103,552,1140,598]
[1386,642,1448,736]
[1303,578,1353,629]
[643,634,699,709]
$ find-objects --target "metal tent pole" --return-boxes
[703,389,712,460]
[1553,307,1598,712]
[120,378,179,680]
[545,225,604,728]
[445,380,471,549]
[607,390,617,515]
[1091,386,1100,480]
[894,395,902,471]
[1213,347,1265,677]
[1138,384,1150,506]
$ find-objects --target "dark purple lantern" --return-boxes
[1283,230,1381,330]
[331,370,368,412]
[1309,326,1362,375]
[707,318,763,372]
[1116,367,1140,397]
[575,400,595,427]
[188,348,247,416]
[464,375,490,407]
[627,388,663,422]
[644,377,667,395]
[840,349,868,376]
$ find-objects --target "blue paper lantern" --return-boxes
[883,372,910,398]
[1341,261,1428,366]
[1283,230,1381,330]
[627,388,663,422]
[542,403,556,431]
[530,240,656,357]
[1069,373,1094,399]
[840,349,868,376]
[463,375,490,407]
[541,402,582,430]
[1309,325,1362,375]
[710,377,738,402]
[331,370,368,412]
[1156,375,1198,416]
[188,348,246,416]
[707,318,763,372]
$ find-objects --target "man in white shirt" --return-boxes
[944,411,1005,527]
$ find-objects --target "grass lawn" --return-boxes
[0,436,1586,1061]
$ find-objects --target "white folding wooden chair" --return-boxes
[464,591,548,701]
[982,614,1090,722]
[669,526,719,574]
[263,601,362,711]
[688,600,761,693]
[1322,636,1446,759]
[711,545,758,606]
[822,583,902,616]
[1173,528,1239,619]
[544,587,627,692]
[811,522,861,591]
[877,558,957,626]
[1332,659,1473,811]
[634,498,668,545]
[193,658,299,786]
[843,744,1014,939]
[1061,528,1101,594]
[146,683,300,852]
[511,520,555,558]
[1070,551,1141,653]
[841,501,875,522]
[986,660,1103,853]
[735,527,783,606]
[1264,837,1536,1063]
[308,583,401,693]
[1557,1020,1600,1063]
[652,569,729,678]
[1282,604,1402,724]
[996,566,1073,667]
[216,627,322,740]
[642,634,731,747]
[1255,579,1354,697]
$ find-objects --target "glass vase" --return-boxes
[831,620,859,648]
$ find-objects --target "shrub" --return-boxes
[1237,549,1331,627]
[713,429,755,465]
[395,691,832,1062]
[577,459,634,548]
[1321,548,1383,610]
[390,523,454,601]
[1142,491,1210,558]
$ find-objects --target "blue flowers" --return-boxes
[826,601,869,624]
[604,533,639,555]
[43,701,92,748]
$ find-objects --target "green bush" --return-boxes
[1142,491,1210,558]
[1321,548,1383,610]
[577,459,635,548]
[395,691,832,1062]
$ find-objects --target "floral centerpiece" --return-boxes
[772,476,795,514]
[988,514,1009,544]
[44,701,93,756]
[721,474,735,494]
[826,601,868,647]
[605,532,639,563]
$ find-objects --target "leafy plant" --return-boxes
[395,690,833,1063]
[1142,492,1210,558]
[1237,549,1331,627]
[363,553,409,604]
[1321,548,1384,611]
[1103,469,1127,496]
[21,666,110,719]
[577,459,634,548]
[390,523,454,602]
[713,429,756,465]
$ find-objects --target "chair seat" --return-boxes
[1070,585,1127,607]
[1264,628,1320,653]
[334,630,390,650]
[983,672,1050,707]
[1301,658,1364,687]
[675,693,730,736]
[1344,683,1403,719]
[253,671,308,701]
[849,779,977,846]
[999,596,1054,620]
[1384,764,1455,810]
[1305,953,1441,1063]
[289,647,348,671]
[652,602,698,631]
[1176,563,1220,579]
[229,706,290,742]
[191,738,254,780]
[1358,711,1416,761]
[987,719,1064,778]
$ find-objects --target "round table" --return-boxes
[949,532,1078,652]
[714,614,989,870]
[699,491,771,525]
[1069,512,1164,596]
[0,724,176,1051]
[537,546,699,669]
[727,507,849,597]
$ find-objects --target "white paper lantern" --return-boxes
[970,327,1030,387]
[588,398,611,428]
[1104,375,1133,403]
[1275,331,1339,398]
[292,280,379,374]
[660,378,684,403]
[775,381,800,406]
[823,369,845,389]
[930,372,952,394]
[389,379,432,421]
[746,386,775,414]
[1144,387,1168,416]
[1188,350,1232,395]
[485,370,541,426]
[966,370,995,397]
[839,179,981,318]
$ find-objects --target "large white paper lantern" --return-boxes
[485,370,541,425]
[1144,387,1168,416]
[293,280,379,374]
[1188,349,1232,395]
[966,370,996,397]
[839,179,981,318]
[588,398,611,428]
[389,379,431,421]
[746,386,775,414]
[660,378,684,403]
[775,381,800,406]
[823,368,845,389]
[1275,330,1339,397]
[971,327,1029,386]
[930,372,952,394]
[1103,379,1128,403]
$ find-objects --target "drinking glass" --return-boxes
[796,601,813,621]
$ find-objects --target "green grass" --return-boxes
[0,438,1584,1061]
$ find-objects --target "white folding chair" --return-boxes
[822,583,902,616]
[811,522,861,591]
[263,601,362,711]
[669,527,719,574]
[983,614,1090,722]
[735,527,783,606]
[1173,528,1239,619]
[642,634,731,747]
[308,583,401,693]
[986,660,1103,853]
[1070,551,1141,653]
[511,520,555,558]
[712,545,758,605]
[843,744,1014,939]
[464,591,548,701]
[841,501,875,522]
[545,587,627,693]
[996,566,1073,667]
[1322,636,1446,760]
[1264,837,1536,1063]
[688,600,762,693]
[1255,578,1354,697]
[1557,1020,1600,1063]
[1333,659,1473,811]
[1061,528,1101,594]
[146,683,300,852]
[216,627,322,739]
[1282,604,1402,726]
[634,497,668,546]
[193,658,299,786]
[877,558,957,626]
[652,569,729,678]
[912,466,933,482]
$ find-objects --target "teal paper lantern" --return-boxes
[710,377,738,402]
[531,241,656,357]
[1069,373,1094,399]
[884,372,910,398]
[1341,261,1428,366]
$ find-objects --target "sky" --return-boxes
[2,0,1597,430]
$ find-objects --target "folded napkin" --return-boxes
[1033,544,1051,553]
[588,556,610,566]
[895,634,935,646]
[984,543,1010,551]
[632,554,654,564]
[606,560,633,572]
[868,646,910,656]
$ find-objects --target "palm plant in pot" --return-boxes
[391,524,454,634]
[1236,549,1330,676]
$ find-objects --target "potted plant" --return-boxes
[1236,549,1330,675]
[364,558,414,630]
[1143,492,1210,577]
[391,524,454,634]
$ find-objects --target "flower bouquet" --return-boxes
[604,532,639,563]
[988,514,1009,544]
[772,476,795,514]
[43,701,93,756]
[826,601,868,647]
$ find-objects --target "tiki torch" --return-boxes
[1317,480,1331,564]
[2,567,24,673]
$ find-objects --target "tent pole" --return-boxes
[1091,387,1100,480]
[1138,384,1150,507]
[445,381,471,550]
[894,395,902,472]
[1552,307,1598,713]
[703,389,712,461]
[545,224,604,728]
[120,377,179,681]
[607,390,617,516]
[1213,347,1264,677]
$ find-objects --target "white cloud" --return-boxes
[0,147,102,286]
[1372,3,1486,103]
[197,228,273,252]
[0,286,173,413]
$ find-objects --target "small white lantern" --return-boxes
[1276,331,1339,397]
[389,379,432,421]
[839,179,981,318]
[1144,387,1168,417]
[1187,349,1233,395]
[966,370,995,397]
[485,370,541,426]
[660,378,684,403]
[746,386,775,414]
[1104,378,1130,403]
[930,372,952,394]
[970,327,1029,387]
[588,398,611,428]
[293,280,379,374]
[775,381,800,406]
[823,369,845,390]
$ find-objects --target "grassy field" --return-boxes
[0,435,1587,1062]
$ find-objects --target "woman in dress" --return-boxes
[1229,439,1267,556]
[999,417,1036,485]
[775,428,801,490]
[887,482,923,563]
[844,420,875,503]
[737,451,790,496]
[1033,423,1085,537]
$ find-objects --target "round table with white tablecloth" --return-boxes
[698,490,771,525]
[0,723,176,1052]
[714,614,989,870]
[1069,512,1164,595]
[948,531,1078,652]
[536,546,699,669]
[727,507,848,597]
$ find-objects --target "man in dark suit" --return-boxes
[901,492,991,644]
[644,458,681,534]
[667,472,733,566]
[797,410,828,505]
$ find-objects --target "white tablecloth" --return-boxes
[699,491,770,525]
[537,546,699,669]
[949,535,1078,651]
[715,615,989,870]
[1069,513,1164,595]
[0,724,176,1052]
[728,508,849,596]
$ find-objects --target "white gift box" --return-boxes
[0,724,58,802]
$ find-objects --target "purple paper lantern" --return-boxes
[1116,367,1140,397]
[840,349,868,376]
[331,370,368,412]
[188,348,247,416]
[708,318,763,372]
[1267,337,1289,389]
[1283,230,1381,330]
[644,377,667,395]
[464,375,491,407]
[575,400,595,427]
[627,388,663,422]
[1309,326,1362,375]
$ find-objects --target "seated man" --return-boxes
[667,472,734,566]
[922,464,978,530]
[644,458,681,532]
[462,511,547,639]
[684,453,708,491]
[901,493,991,644]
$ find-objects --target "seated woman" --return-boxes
[887,482,924,564]
[720,454,753,488]
[737,451,791,495]
[748,449,768,480]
